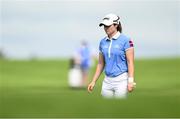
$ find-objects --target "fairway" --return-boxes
[0,58,180,118]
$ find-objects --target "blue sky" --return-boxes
[1,0,180,59]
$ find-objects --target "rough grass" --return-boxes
[0,58,180,118]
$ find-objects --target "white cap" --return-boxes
[99,13,120,27]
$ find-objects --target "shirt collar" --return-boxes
[106,31,121,41]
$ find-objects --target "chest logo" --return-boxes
[114,44,120,49]
[102,45,108,49]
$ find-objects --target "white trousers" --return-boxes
[101,72,128,99]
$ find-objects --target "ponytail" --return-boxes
[117,21,122,33]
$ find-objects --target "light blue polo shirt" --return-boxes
[99,32,134,77]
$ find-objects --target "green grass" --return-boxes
[0,58,180,118]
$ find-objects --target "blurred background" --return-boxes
[0,0,180,118]
[1,0,179,59]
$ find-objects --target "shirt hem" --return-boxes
[105,71,128,78]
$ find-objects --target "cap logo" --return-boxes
[103,17,110,20]
[113,16,120,23]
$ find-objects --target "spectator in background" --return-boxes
[77,41,91,87]
[68,41,92,88]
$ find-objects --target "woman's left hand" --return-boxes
[127,82,136,92]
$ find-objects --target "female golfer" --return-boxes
[88,13,136,98]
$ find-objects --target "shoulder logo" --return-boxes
[129,40,134,47]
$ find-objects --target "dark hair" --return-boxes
[113,16,122,33]
[117,21,122,33]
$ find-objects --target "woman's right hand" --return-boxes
[87,81,96,93]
